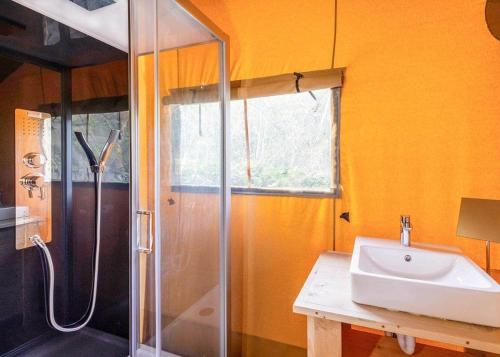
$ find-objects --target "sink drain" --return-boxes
[404,255,412,262]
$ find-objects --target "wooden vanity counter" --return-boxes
[293,252,500,356]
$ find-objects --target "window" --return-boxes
[232,88,340,195]
[51,111,130,183]
[170,87,340,196]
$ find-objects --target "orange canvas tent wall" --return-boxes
[135,0,500,351]
[188,0,500,351]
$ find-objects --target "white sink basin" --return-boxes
[350,237,500,327]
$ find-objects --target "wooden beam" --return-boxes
[307,316,342,357]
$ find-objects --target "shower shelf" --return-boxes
[0,216,43,230]
[0,206,43,230]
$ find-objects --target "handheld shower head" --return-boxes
[74,129,120,172]
[75,132,97,167]
[98,129,120,167]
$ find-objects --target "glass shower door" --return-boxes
[130,1,230,356]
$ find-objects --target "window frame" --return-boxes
[170,87,341,197]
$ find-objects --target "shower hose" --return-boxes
[31,170,103,332]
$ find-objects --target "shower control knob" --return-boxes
[19,173,45,199]
[23,152,47,168]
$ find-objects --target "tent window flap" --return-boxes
[163,68,344,105]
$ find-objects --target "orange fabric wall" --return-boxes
[230,195,333,347]
[72,60,128,101]
[332,1,500,267]
[189,0,500,350]
[0,64,61,205]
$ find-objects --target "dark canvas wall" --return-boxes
[70,182,129,338]
[0,61,129,355]
[0,60,65,355]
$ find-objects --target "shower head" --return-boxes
[98,129,120,166]
[74,129,120,172]
[75,131,97,167]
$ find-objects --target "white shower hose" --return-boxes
[31,171,103,332]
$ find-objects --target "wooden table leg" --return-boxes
[307,316,342,357]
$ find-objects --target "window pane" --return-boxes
[230,100,248,187]
[171,88,337,193]
[81,112,130,183]
[232,89,333,192]
[170,102,221,187]
[52,111,130,183]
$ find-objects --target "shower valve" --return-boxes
[20,173,46,199]
[23,152,47,168]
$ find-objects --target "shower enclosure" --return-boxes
[0,1,130,355]
[129,1,230,356]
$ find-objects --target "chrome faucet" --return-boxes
[400,215,412,247]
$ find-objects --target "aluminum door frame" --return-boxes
[128,1,230,356]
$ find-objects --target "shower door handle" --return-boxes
[137,210,153,254]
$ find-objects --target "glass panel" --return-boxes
[157,3,223,355]
[131,1,227,356]
[156,0,214,50]
[130,0,157,354]
[171,101,222,187]
[137,50,157,349]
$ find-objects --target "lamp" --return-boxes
[457,197,500,274]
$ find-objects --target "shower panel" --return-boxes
[15,108,52,250]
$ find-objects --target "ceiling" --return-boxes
[11,0,128,52]
[0,1,127,68]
